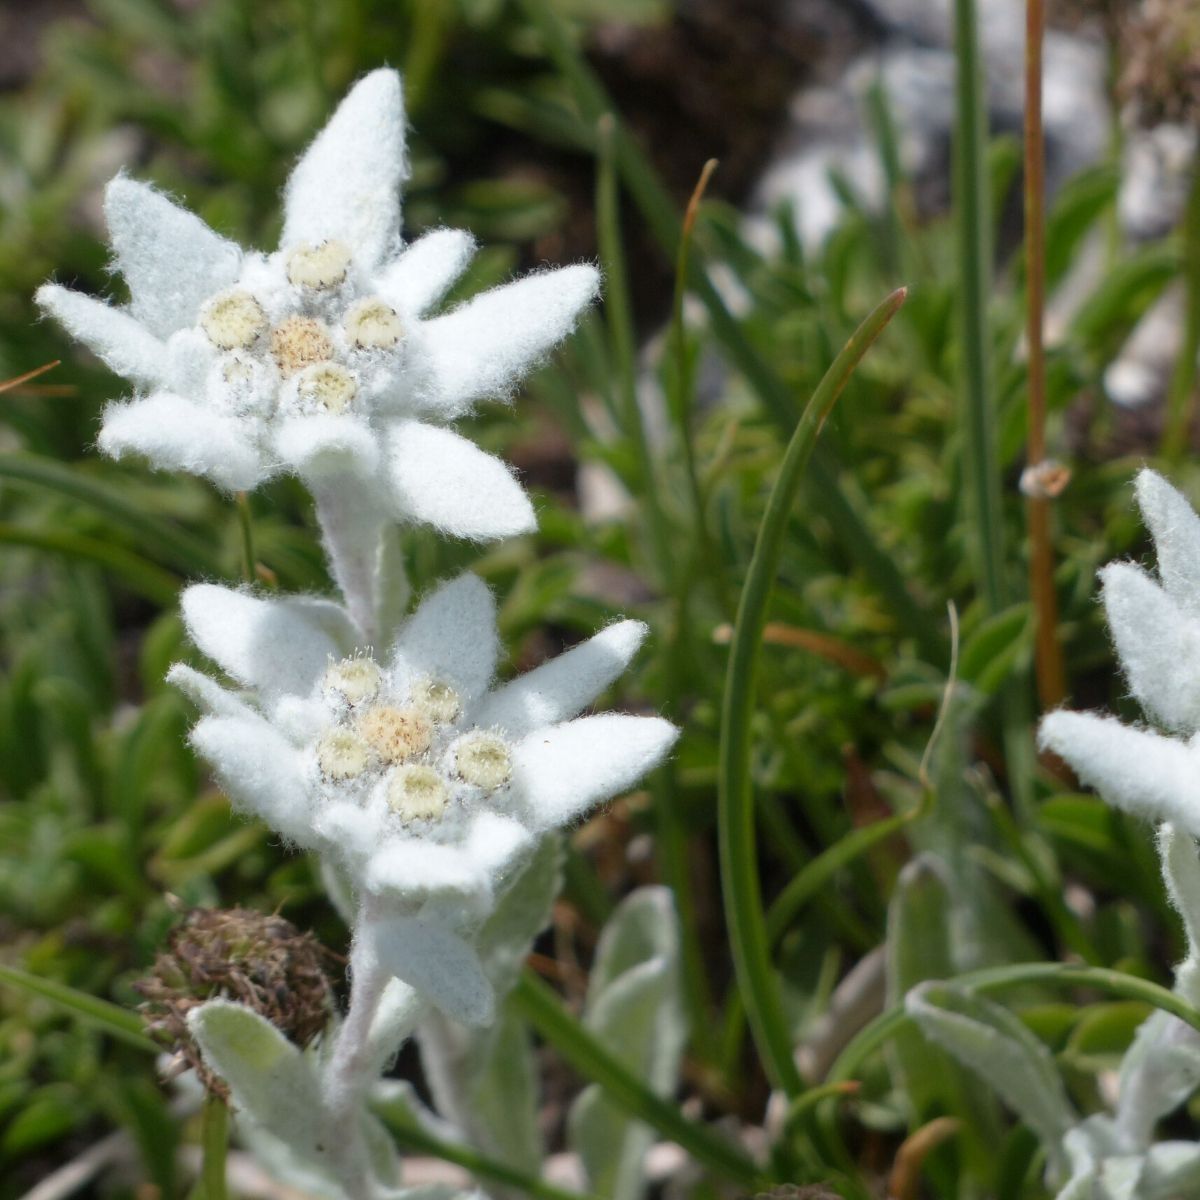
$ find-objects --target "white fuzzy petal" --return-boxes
[1040,711,1200,837]
[181,584,359,699]
[374,229,476,316]
[365,838,488,899]
[271,414,381,484]
[97,393,266,492]
[36,285,166,387]
[166,663,254,719]
[190,714,315,846]
[164,329,217,395]
[418,265,599,416]
[476,620,647,738]
[104,176,242,337]
[462,810,535,880]
[385,420,535,540]
[1137,469,1200,620]
[367,915,494,1026]
[391,573,497,701]
[282,69,407,272]
[511,714,679,832]
[1102,562,1200,733]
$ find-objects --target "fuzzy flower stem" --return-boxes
[323,897,391,1198]
[312,479,382,649]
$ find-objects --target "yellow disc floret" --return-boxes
[297,362,358,414]
[316,728,371,781]
[286,240,351,290]
[345,298,404,349]
[455,733,512,790]
[323,657,382,705]
[387,765,449,823]
[357,705,432,765]
[410,678,462,725]
[271,316,334,375]
[201,291,267,350]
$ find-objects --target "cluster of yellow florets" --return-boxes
[196,238,406,418]
[312,656,513,825]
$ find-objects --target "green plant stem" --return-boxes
[954,0,1005,616]
[954,0,1038,816]
[200,1095,229,1200]
[718,288,907,1099]
[380,1111,601,1200]
[595,113,674,586]
[235,491,256,584]
[511,971,766,1189]
[1162,165,1200,462]
[518,0,945,666]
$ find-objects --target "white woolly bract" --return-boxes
[41,70,598,535]
[384,421,536,541]
[174,572,678,1019]
[1039,712,1200,839]
[1101,562,1200,734]
[1137,469,1200,622]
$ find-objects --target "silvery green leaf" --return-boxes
[1140,1140,1200,1198]
[1159,825,1200,1002]
[188,999,401,1192]
[906,982,1076,1174]
[886,856,1002,1150]
[568,886,686,1200]
[415,838,562,1183]
[1114,1009,1200,1148]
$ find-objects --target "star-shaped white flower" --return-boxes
[1041,470,1200,837]
[168,572,678,1024]
[38,70,598,542]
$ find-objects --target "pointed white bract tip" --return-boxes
[282,68,407,272]
[1101,560,1200,733]
[386,420,536,541]
[98,394,265,493]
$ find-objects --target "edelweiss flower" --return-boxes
[38,70,598,541]
[1041,470,1200,836]
[168,573,677,1023]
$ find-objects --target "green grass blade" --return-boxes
[953,0,1005,615]
[0,454,225,577]
[766,812,913,946]
[718,288,907,1098]
[511,972,765,1189]
[594,114,674,583]
[379,1106,601,1200]
[0,523,180,603]
[0,964,159,1053]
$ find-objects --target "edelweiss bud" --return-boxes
[345,298,404,349]
[316,727,371,780]
[201,291,267,350]
[286,239,351,290]
[410,677,461,725]
[387,764,448,822]
[323,656,383,705]
[297,361,358,414]
[454,732,512,790]
[357,705,432,764]
[271,315,334,375]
